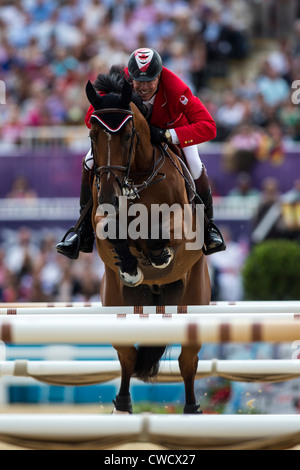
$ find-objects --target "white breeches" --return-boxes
[182,145,203,179]
[84,144,203,179]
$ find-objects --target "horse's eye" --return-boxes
[124,133,132,142]
[89,130,97,142]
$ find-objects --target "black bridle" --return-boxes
[90,107,166,201]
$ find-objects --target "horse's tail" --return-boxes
[133,346,166,382]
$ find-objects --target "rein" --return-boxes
[91,107,166,200]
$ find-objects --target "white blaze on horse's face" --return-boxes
[103,129,112,179]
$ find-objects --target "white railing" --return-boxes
[0,198,79,221]
[0,196,259,222]
[1,125,300,154]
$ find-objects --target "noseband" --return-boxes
[90,107,166,201]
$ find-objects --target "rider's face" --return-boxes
[132,76,160,102]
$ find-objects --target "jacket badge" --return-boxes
[180,95,188,105]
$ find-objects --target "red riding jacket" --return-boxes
[85,67,216,148]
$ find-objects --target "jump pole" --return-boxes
[0,313,298,321]
[1,359,300,382]
[0,414,300,445]
[1,300,300,310]
[1,302,300,315]
[1,316,300,344]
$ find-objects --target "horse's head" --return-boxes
[86,79,137,211]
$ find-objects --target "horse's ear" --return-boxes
[121,79,132,106]
[86,80,102,109]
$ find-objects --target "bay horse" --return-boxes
[85,69,211,414]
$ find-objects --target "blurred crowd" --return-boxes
[0,225,103,303]
[0,0,300,149]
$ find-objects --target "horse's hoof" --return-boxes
[119,266,144,287]
[149,247,174,269]
[111,407,131,414]
[112,395,133,414]
[183,403,202,414]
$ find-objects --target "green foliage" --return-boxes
[242,239,300,300]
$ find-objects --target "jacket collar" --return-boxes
[153,83,167,109]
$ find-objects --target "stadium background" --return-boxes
[0,0,300,414]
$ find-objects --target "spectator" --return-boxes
[223,123,263,173]
[281,178,300,234]
[208,225,248,301]
[82,0,109,33]
[251,177,282,244]
[6,176,37,200]
[0,248,9,301]
[0,104,25,147]
[256,121,285,166]
[4,226,39,276]
[277,98,300,141]
[33,234,63,298]
[256,61,290,108]
[215,90,247,141]
[28,0,57,23]
[227,172,261,200]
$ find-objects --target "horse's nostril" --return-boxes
[98,193,119,211]
[113,195,119,212]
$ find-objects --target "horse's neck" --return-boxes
[131,108,155,173]
[134,137,154,173]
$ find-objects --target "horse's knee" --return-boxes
[115,346,137,369]
[178,346,200,376]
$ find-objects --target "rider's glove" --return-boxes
[149,126,172,145]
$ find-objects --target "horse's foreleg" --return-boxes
[110,239,143,287]
[146,223,173,269]
[179,345,202,414]
[112,345,137,414]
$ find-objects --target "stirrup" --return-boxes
[56,226,81,260]
[202,222,226,256]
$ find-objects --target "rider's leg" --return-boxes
[56,151,94,260]
[182,145,226,255]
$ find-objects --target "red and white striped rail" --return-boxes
[0,301,300,315]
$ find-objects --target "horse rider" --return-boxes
[56,48,226,259]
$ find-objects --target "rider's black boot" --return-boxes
[194,167,226,255]
[56,167,94,260]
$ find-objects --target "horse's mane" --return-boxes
[94,66,148,118]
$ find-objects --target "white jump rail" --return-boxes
[1,315,300,344]
[0,414,300,450]
[1,301,300,315]
[1,359,300,384]
[0,303,102,308]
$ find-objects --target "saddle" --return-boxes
[167,143,196,203]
